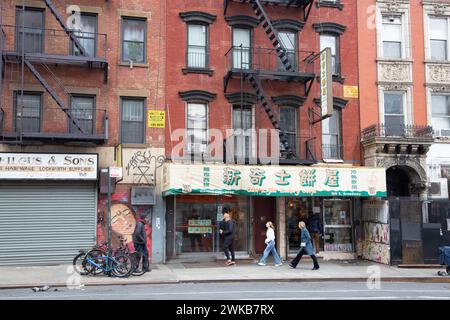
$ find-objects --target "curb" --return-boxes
[1,276,450,290]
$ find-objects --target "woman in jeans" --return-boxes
[289,221,320,270]
[258,221,283,267]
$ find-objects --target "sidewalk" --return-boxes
[0,260,449,289]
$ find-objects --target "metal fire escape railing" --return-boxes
[224,0,316,160]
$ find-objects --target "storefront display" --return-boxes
[173,195,249,254]
[323,199,353,252]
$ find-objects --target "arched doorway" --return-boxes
[386,165,424,265]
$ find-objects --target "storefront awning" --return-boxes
[162,163,387,197]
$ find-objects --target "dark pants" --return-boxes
[223,239,235,261]
[290,249,319,269]
[134,243,149,271]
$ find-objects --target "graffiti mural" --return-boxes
[361,200,390,264]
[125,150,165,184]
[97,193,152,261]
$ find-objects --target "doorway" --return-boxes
[252,197,276,254]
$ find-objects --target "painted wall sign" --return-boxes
[343,85,359,98]
[0,153,98,180]
[163,164,387,197]
[320,47,333,117]
[148,110,166,128]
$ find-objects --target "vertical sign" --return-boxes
[320,48,333,117]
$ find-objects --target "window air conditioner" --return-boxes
[429,178,449,199]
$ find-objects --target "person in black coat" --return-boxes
[132,217,149,272]
[220,211,236,266]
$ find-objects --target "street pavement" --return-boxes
[0,260,449,290]
[0,282,450,300]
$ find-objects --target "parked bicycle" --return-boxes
[116,236,148,276]
[73,242,108,275]
[82,249,133,278]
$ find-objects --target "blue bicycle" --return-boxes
[82,249,132,278]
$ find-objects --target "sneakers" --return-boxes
[289,264,296,269]
[275,263,283,267]
[226,260,236,266]
[258,262,266,266]
[312,266,320,270]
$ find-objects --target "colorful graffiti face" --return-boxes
[111,203,137,244]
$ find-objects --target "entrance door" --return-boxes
[389,197,424,264]
[253,197,276,254]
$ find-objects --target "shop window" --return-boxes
[174,196,249,254]
[323,199,353,252]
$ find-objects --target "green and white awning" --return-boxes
[162,163,387,197]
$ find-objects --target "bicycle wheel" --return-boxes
[111,254,132,278]
[73,252,87,275]
[131,252,146,277]
[83,249,106,276]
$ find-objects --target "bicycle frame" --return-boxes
[85,254,124,273]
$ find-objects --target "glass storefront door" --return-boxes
[323,199,353,252]
[174,195,249,254]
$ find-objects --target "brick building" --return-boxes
[357,0,450,265]
[0,0,166,265]
[162,0,386,263]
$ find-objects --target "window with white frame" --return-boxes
[187,103,208,154]
[383,92,406,136]
[320,33,339,75]
[381,15,403,59]
[187,24,208,68]
[429,16,449,61]
[431,94,450,136]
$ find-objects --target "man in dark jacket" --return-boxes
[133,217,149,272]
[220,212,236,266]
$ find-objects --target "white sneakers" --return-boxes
[258,262,266,266]
[258,262,283,267]
[275,263,283,267]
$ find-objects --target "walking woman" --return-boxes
[258,222,283,267]
[289,221,320,270]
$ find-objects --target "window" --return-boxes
[121,98,145,144]
[187,24,207,68]
[233,28,251,69]
[322,108,342,159]
[320,34,339,75]
[70,95,95,135]
[279,106,297,156]
[13,92,41,133]
[72,13,97,57]
[278,31,297,71]
[232,105,253,159]
[429,17,448,61]
[431,95,450,136]
[382,15,403,59]
[16,7,44,53]
[187,103,208,154]
[121,17,146,63]
[384,92,405,136]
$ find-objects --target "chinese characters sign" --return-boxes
[163,164,387,197]
[320,47,333,117]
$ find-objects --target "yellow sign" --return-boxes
[344,86,359,98]
[148,110,165,128]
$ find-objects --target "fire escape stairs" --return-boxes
[23,59,85,134]
[43,0,87,56]
[246,73,294,158]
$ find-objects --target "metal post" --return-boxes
[107,167,112,259]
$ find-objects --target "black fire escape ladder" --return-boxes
[246,73,294,158]
[250,0,293,72]
[43,0,87,56]
[23,60,85,133]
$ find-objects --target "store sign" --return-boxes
[109,167,123,179]
[0,153,98,180]
[343,85,359,98]
[163,163,387,197]
[148,110,166,128]
[320,47,333,117]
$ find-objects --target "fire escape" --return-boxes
[224,0,316,164]
[0,0,108,145]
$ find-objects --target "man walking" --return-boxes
[132,216,150,273]
[289,221,320,270]
[307,212,322,254]
[220,211,236,266]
